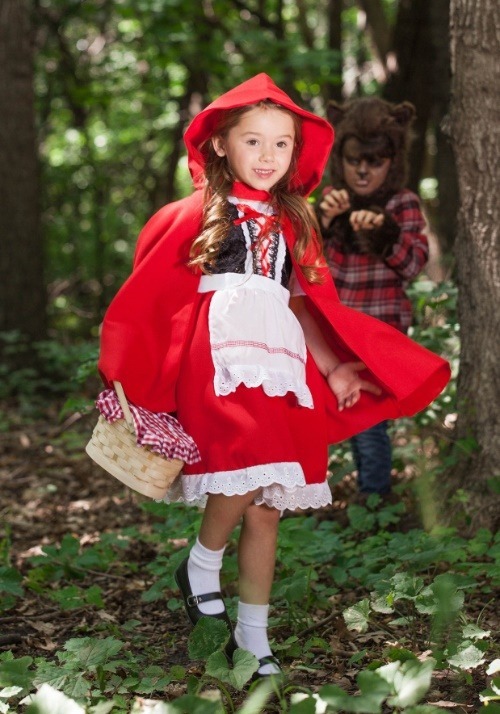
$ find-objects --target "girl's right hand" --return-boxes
[319,188,351,227]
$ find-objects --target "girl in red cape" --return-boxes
[98,74,450,679]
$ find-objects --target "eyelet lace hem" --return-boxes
[164,463,332,512]
[214,366,314,408]
[255,481,332,511]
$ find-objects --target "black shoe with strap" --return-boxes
[174,557,233,631]
[225,638,283,683]
[251,655,283,682]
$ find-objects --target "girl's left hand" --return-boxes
[326,362,382,411]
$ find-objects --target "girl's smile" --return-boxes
[212,106,295,191]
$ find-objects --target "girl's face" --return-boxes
[342,137,392,196]
[211,106,296,191]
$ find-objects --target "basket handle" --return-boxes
[112,381,135,432]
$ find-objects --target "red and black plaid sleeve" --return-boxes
[384,190,428,279]
[324,190,428,333]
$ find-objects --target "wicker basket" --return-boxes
[85,382,182,499]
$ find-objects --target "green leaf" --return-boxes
[462,624,491,641]
[343,598,371,632]
[135,672,173,694]
[416,574,464,615]
[186,674,200,695]
[0,568,23,597]
[357,669,395,705]
[477,703,500,714]
[447,644,486,670]
[347,505,376,532]
[188,617,231,660]
[206,648,259,690]
[0,656,34,693]
[169,665,186,681]
[204,650,232,680]
[376,503,405,529]
[0,686,22,698]
[315,685,356,711]
[63,637,123,667]
[370,594,394,614]
[388,616,416,626]
[480,678,500,707]
[44,535,80,562]
[383,659,435,707]
[59,674,90,701]
[49,585,104,610]
[385,647,417,664]
[319,672,390,713]
[330,566,348,585]
[167,693,222,713]
[272,571,309,603]
[88,703,116,714]
[33,660,72,691]
[391,572,425,601]
[289,694,318,713]
[348,650,367,665]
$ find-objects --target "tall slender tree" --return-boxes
[325,0,343,103]
[0,0,46,342]
[382,0,458,256]
[447,0,500,530]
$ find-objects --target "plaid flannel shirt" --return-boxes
[323,189,428,333]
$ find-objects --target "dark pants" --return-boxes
[350,421,392,494]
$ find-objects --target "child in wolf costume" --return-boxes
[318,97,429,496]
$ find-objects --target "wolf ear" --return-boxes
[390,101,416,127]
[327,101,347,127]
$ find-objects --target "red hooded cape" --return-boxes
[98,74,450,444]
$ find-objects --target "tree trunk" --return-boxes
[383,0,434,193]
[382,0,458,259]
[0,0,46,342]
[447,0,500,531]
[356,0,391,65]
[325,0,343,103]
[429,0,459,256]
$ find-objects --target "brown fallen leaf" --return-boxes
[29,621,56,635]
[97,611,118,622]
[36,638,59,651]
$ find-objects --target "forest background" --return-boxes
[0,1,499,713]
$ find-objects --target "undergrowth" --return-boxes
[1,281,499,712]
[1,496,499,713]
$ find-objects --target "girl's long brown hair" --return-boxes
[189,101,325,283]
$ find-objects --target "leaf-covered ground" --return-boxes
[1,400,498,712]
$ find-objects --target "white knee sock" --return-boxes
[187,538,225,615]
[235,601,280,675]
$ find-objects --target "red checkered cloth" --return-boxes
[324,189,428,333]
[95,389,201,464]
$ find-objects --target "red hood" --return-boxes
[184,73,334,197]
